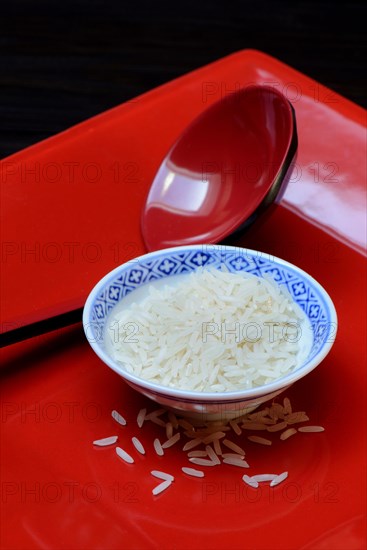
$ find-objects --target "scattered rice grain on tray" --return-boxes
[132,436,145,455]
[116,446,134,464]
[182,467,205,478]
[252,474,277,482]
[205,445,221,465]
[222,452,245,460]
[187,450,208,458]
[229,420,242,435]
[152,479,172,496]
[203,431,226,444]
[267,421,288,432]
[283,397,292,414]
[298,426,325,432]
[153,438,164,456]
[189,458,217,467]
[165,422,173,439]
[242,475,259,488]
[222,457,250,468]
[280,428,297,440]
[137,408,146,428]
[270,471,288,487]
[222,439,246,455]
[285,411,309,424]
[241,422,268,431]
[111,410,127,426]
[247,435,272,445]
[151,470,174,482]
[93,436,118,446]
[213,438,222,455]
[162,433,181,449]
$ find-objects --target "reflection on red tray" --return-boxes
[1,50,366,549]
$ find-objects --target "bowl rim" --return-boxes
[83,244,338,403]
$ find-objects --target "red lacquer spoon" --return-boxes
[141,85,297,251]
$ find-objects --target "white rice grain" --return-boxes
[162,433,181,449]
[267,421,288,432]
[152,479,172,496]
[116,446,134,464]
[182,438,202,451]
[242,475,259,488]
[222,439,246,455]
[107,269,305,392]
[165,422,173,439]
[229,420,242,435]
[270,471,288,487]
[222,457,250,468]
[93,435,118,446]
[247,435,272,446]
[187,450,208,458]
[151,470,174,482]
[205,445,221,465]
[111,410,127,426]
[203,431,226,444]
[132,436,145,455]
[137,408,146,428]
[153,438,164,456]
[252,474,277,482]
[182,467,205,478]
[280,428,297,440]
[189,458,217,467]
[298,426,325,433]
[241,422,268,431]
[213,438,222,456]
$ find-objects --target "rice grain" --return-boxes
[116,446,134,464]
[222,439,246,455]
[151,470,174,482]
[247,435,272,446]
[152,479,172,495]
[270,471,288,487]
[153,438,164,456]
[162,433,181,449]
[182,467,205,478]
[132,436,145,455]
[93,436,118,446]
[280,428,297,440]
[111,410,127,426]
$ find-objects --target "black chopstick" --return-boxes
[0,307,84,348]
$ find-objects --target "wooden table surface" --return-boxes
[1,0,366,159]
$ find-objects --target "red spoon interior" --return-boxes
[141,85,297,251]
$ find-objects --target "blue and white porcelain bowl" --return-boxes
[83,245,337,420]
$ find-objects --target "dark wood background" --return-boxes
[1,0,366,159]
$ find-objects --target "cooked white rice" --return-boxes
[107,268,305,392]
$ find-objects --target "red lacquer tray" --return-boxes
[1,50,366,550]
